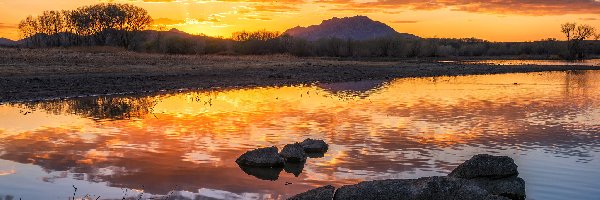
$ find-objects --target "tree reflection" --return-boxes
[13,96,157,120]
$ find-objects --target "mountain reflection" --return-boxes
[0,71,599,199]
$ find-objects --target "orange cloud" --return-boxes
[0,23,17,29]
[316,0,600,15]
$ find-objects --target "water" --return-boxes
[0,71,599,200]
[442,59,600,66]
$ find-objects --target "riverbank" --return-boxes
[1,47,599,102]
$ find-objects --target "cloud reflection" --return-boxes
[0,71,599,198]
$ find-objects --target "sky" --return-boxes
[0,0,600,42]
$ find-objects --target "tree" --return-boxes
[18,3,152,47]
[561,22,596,59]
[561,23,576,41]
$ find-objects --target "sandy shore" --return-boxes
[1,47,599,102]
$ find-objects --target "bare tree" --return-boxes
[561,22,596,59]
[561,23,576,41]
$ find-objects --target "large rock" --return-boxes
[288,185,335,200]
[280,143,307,163]
[300,139,329,153]
[449,154,518,179]
[235,146,284,167]
[449,154,525,200]
[333,176,509,200]
[471,177,526,200]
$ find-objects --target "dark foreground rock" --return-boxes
[449,154,525,200]
[288,185,335,200]
[470,176,526,200]
[280,143,307,162]
[300,138,329,153]
[449,154,518,179]
[334,176,508,200]
[288,154,526,200]
[235,146,284,167]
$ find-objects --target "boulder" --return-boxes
[449,154,525,200]
[471,177,526,200]
[300,138,329,153]
[333,176,509,200]
[281,143,307,163]
[288,185,335,200]
[449,154,518,179]
[235,146,284,167]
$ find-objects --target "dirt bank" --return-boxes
[1,47,598,102]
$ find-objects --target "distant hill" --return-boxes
[0,38,17,46]
[284,16,419,41]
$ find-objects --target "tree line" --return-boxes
[16,3,600,59]
[18,3,152,47]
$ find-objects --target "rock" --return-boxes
[333,176,509,200]
[280,143,307,162]
[288,185,335,200]
[239,166,283,181]
[471,177,526,200]
[235,146,284,167]
[449,154,518,179]
[300,138,329,153]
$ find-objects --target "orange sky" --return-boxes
[1,0,599,42]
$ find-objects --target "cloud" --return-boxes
[252,4,300,12]
[0,23,17,29]
[152,18,186,25]
[240,16,272,21]
[391,20,419,24]
[315,0,600,15]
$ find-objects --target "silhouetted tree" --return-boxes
[561,22,596,59]
[18,3,152,48]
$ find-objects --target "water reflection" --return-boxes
[0,71,599,200]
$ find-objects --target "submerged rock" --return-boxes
[333,176,508,200]
[235,146,284,167]
[239,165,283,181]
[280,143,307,163]
[284,162,305,177]
[449,154,518,179]
[300,138,329,153]
[288,185,335,200]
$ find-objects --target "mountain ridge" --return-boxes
[284,16,419,41]
[0,38,17,46]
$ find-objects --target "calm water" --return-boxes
[0,71,599,200]
[462,59,600,66]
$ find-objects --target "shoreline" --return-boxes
[1,47,599,103]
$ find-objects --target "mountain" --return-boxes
[0,38,17,46]
[284,16,419,41]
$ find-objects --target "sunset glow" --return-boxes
[1,0,600,41]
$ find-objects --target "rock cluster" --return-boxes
[236,138,329,180]
[289,154,526,200]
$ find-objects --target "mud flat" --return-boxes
[1,47,598,102]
